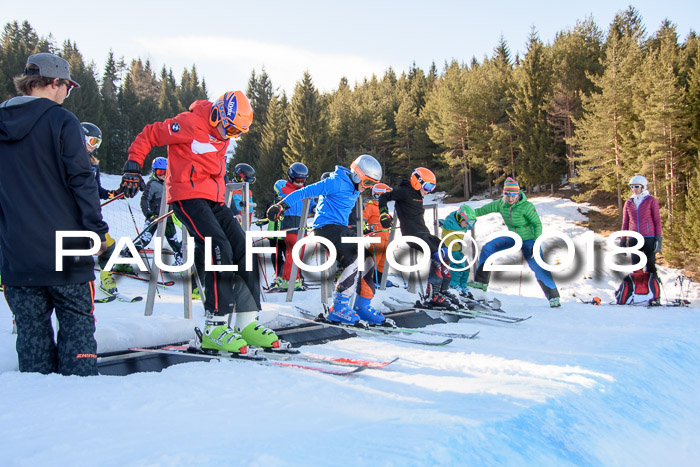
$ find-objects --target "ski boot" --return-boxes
[173,253,184,266]
[443,288,466,307]
[270,277,288,291]
[549,297,561,308]
[423,285,459,311]
[113,263,137,275]
[99,270,118,295]
[294,278,306,291]
[327,293,360,325]
[353,296,386,325]
[235,311,280,349]
[467,281,488,302]
[201,313,248,354]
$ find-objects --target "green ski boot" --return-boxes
[234,311,280,348]
[237,321,280,348]
[201,315,248,354]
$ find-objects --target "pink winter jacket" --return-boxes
[621,195,662,237]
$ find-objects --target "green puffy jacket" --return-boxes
[474,192,541,241]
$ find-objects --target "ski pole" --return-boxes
[100,192,125,207]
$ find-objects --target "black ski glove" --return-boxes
[654,236,662,253]
[267,201,289,222]
[120,160,146,198]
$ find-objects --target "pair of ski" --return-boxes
[385,296,531,324]
[95,268,176,287]
[97,285,143,303]
[131,341,398,376]
[264,285,320,293]
[281,307,479,345]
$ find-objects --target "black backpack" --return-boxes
[615,270,661,305]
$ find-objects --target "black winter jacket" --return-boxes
[377,179,430,237]
[0,97,108,286]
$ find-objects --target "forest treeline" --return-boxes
[1,6,699,270]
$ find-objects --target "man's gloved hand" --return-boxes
[654,235,662,253]
[120,160,146,198]
[267,201,288,222]
[379,212,393,229]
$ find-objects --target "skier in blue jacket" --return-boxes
[267,155,384,325]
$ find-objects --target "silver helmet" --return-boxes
[350,154,382,186]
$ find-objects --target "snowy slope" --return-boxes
[1,177,699,466]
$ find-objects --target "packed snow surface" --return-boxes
[1,176,699,466]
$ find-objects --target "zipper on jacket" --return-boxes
[189,165,196,188]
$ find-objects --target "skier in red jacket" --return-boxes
[119,91,279,354]
[621,175,662,273]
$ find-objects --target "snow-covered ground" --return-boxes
[1,176,699,466]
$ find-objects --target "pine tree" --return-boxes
[550,17,604,179]
[572,7,645,220]
[99,51,124,173]
[256,94,289,216]
[507,29,561,190]
[60,41,102,125]
[635,24,689,228]
[283,71,332,180]
[229,69,273,174]
[424,60,473,198]
[0,21,43,101]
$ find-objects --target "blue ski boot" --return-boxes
[353,296,385,325]
[327,293,359,325]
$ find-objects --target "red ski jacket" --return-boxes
[622,194,662,237]
[128,100,230,204]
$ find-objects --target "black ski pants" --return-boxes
[172,199,260,316]
[4,282,97,376]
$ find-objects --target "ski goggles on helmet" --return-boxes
[412,170,436,192]
[457,213,476,228]
[85,135,102,149]
[629,184,643,189]
[155,169,166,178]
[359,177,379,189]
[292,177,307,184]
[420,181,436,192]
[236,174,256,184]
[224,125,244,138]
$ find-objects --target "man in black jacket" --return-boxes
[0,53,108,376]
[377,168,458,310]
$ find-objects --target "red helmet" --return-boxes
[410,167,436,192]
[209,91,253,139]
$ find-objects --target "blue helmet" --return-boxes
[287,162,309,182]
[152,157,167,170]
[274,179,286,196]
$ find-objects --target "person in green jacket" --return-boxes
[468,177,561,308]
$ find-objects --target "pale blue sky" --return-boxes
[2,1,697,99]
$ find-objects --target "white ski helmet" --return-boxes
[350,154,382,188]
[629,175,648,188]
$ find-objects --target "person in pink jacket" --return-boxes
[621,175,662,273]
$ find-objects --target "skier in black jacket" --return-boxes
[0,53,108,376]
[377,168,457,310]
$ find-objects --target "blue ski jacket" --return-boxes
[280,166,359,229]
